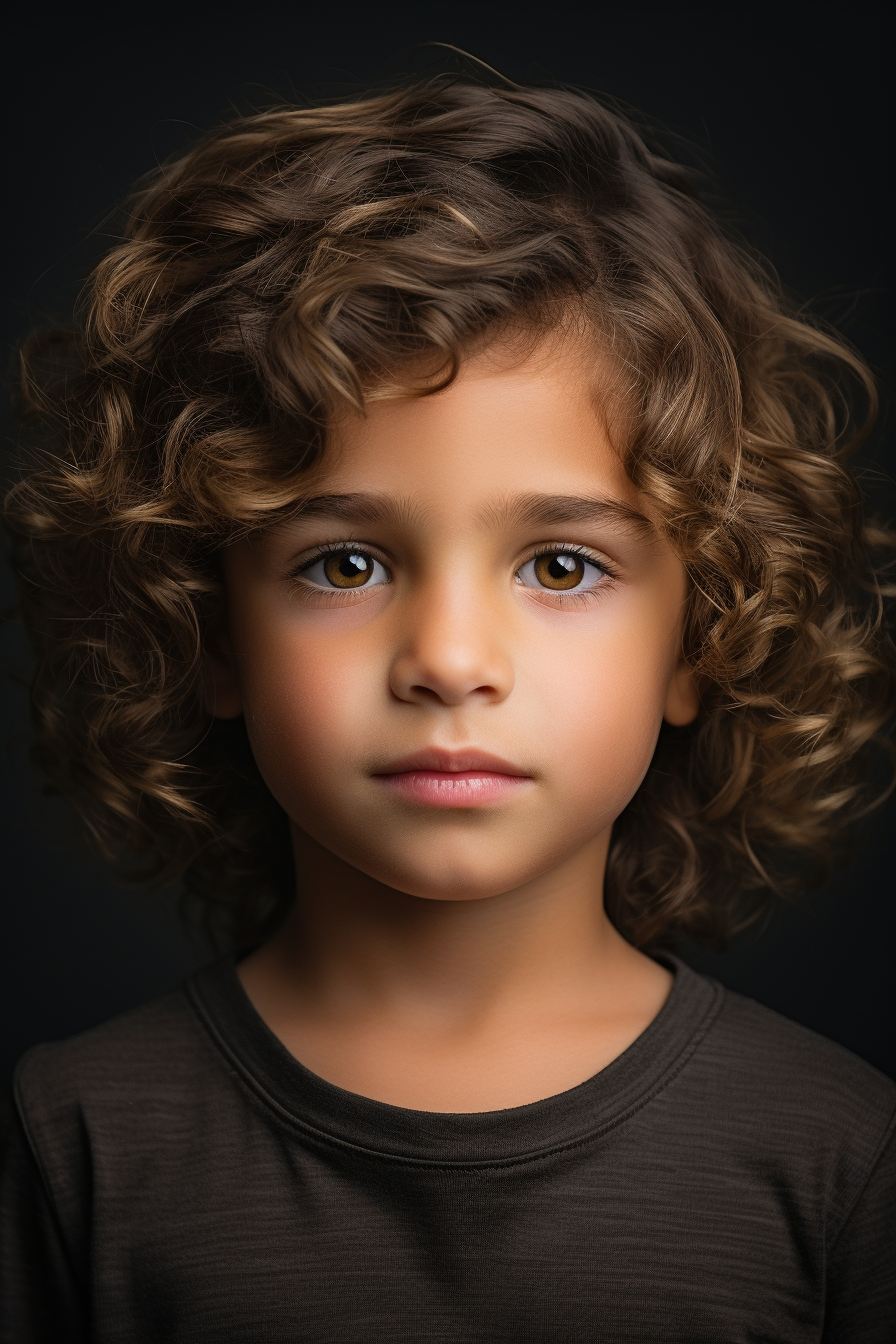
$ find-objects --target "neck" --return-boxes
[236,828,673,1110]
[244,825,653,1032]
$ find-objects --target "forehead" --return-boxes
[317,336,636,511]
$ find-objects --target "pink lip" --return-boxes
[372,748,532,808]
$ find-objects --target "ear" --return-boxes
[200,625,244,720]
[663,657,700,727]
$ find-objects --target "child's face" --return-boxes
[213,335,698,903]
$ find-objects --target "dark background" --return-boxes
[2,2,893,1086]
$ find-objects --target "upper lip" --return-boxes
[372,748,530,776]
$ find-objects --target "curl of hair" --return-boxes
[6,76,895,949]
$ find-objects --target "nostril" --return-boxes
[396,679,505,708]
[408,684,445,703]
[389,646,514,707]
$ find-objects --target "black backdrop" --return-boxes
[2,1,893,1085]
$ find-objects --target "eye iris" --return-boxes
[534,553,584,590]
[324,552,372,588]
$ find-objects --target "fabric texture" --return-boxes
[2,954,894,1343]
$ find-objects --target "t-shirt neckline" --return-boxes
[186,953,723,1167]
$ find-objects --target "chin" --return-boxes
[361,853,544,904]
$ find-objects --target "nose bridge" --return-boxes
[390,552,514,706]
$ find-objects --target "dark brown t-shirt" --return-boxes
[2,955,894,1342]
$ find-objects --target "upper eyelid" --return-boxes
[287,540,391,575]
[519,542,617,575]
[285,539,618,577]
[521,541,605,559]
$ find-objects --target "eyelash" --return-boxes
[520,542,616,575]
[288,537,381,569]
[287,541,391,597]
[289,540,383,573]
[515,543,617,606]
[287,541,618,600]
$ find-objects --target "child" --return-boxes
[2,75,894,1341]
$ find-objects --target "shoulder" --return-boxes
[13,976,226,1158]
[705,981,896,1124]
[682,972,896,1237]
[7,967,252,1279]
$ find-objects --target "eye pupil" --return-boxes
[340,553,367,578]
[534,552,585,590]
[324,551,372,588]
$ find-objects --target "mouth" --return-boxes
[371,748,533,809]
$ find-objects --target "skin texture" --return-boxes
[208,335,700,1111]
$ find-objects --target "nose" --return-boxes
[388,583,514,708]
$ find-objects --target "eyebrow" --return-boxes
[283,493,426,528]
[484,493,656,537]
[280,491,654,537]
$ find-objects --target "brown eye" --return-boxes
[323,551,375,588]
[516,549,608,597]
[298,547,389,592]
[533,552,585,590]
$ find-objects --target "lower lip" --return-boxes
[374,770,531,807]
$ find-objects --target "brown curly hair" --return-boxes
[6,75,894,950]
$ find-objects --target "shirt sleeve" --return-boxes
[823,1118,896,1344]
[0,1093,87,1344]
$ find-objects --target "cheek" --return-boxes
[522,606,673,802]
[236,621,380,806]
